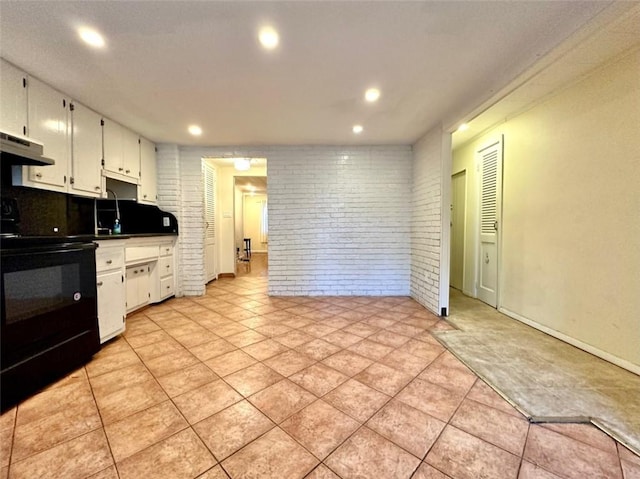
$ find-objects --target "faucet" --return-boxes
[105,189,120,221]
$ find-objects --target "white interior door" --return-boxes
[450,170,466,290]
[477,138,503,307]
[203,161,218,283]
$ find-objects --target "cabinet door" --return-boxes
[71,102,103,197]
[139,137,157,204]
[122,128,140,180]
[0,60,27,136]
[126,265,150,312]
[102,117,123,175]
[97,270,126,343]
[27,77,69,190]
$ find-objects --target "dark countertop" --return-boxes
[91,232,178,241]
[0,233,178,250]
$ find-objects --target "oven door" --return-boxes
[1,241,99,409]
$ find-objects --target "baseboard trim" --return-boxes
[218,273,236,279]
[499,306,640,375]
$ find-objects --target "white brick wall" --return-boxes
[156,144,186,295]
[156,144,208,296]
[157,144,412,297]
[267,146,412,296]
[410,127,451,314]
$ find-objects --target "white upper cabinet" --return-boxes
[0,59,27,137]
[4,61,155,203]
[103,118,140,183]
[122,127,140,180]
[18,77,70,192]
[139,137,157,204]
[70,102,103,197]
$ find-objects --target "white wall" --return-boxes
[268,146,412,295]
[157,145,412,296]
[411,126,452,315]
[452,48,640,370]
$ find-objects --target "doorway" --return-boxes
[450,170,466,290]
[233,176,267,275]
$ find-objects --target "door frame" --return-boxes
[450,169,467,291]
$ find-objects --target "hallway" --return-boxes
[441,289,640,456]
[1,273,638,478]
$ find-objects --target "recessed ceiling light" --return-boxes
[365,88,380,103]
[259,26,279,50]
[352,125,363,134]
[188,125,202,136]
[457,123,469,132]
[78,27,105,48]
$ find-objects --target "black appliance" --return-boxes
[0,199,100,411]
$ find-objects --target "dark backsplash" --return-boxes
[1,162,177,236]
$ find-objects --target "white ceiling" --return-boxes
[0,1,623,147]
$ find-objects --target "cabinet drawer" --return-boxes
[126,245,159,264]
[158,256,173,278]
[160,276,174,298]
[95,247,124,272]
[159,244,173,257]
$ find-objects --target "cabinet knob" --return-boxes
[95,186,101,191]
[166,285,170,289]
[143,194,147,198]
[166,264,170,268]
[106,259,113,264]
[97,281,103,287]
[126,169,130,174]
[119,167,124,171]
[35,172,42,178]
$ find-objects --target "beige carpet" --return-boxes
[434,289,640,456]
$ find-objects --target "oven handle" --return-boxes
[1,241,97,257]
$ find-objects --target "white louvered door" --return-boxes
[477,138,503,307]
[203,161,218,283]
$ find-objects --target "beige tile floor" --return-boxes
[439,289,640,457]
[1,258,638,478]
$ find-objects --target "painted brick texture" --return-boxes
[267,147,412,296]
[157,145,412,297]
[410,128,446,314]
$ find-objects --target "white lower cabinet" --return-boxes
[126,264,151,313]
[95,240,126,343]
[157,243,175,300]
[95,236,175,342]
[125,236,176,313]
[97,270,126,343]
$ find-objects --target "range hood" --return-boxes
[1,131,55,166]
